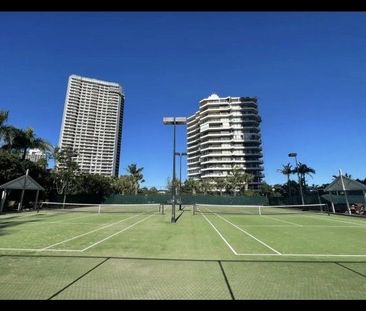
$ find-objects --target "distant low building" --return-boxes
[26,148,46,163]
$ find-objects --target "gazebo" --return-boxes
[0,169,45,212]
[324,174,366,214]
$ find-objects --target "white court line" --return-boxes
[0,248,47,252]
[24,213,100,225]
[40,248,82,252]
[240,225,361,228]
[40,214,141,250]
[304,214,366,227]
[48,213,100,222]
[1,220,102,226]
[41,221,108,226]
[235,253,366,257]
[209,211,281,255]
[1,247,365,258]
[0,212,39,219]
[201,213,238,255]
[261,215,303,227]
[80,213,155,252]
[0,247,81,252]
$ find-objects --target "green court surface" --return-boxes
[0,205,365,300]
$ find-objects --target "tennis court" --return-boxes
[0,203,365,299]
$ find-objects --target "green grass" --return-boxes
[0,207,365,299]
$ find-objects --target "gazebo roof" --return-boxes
[0,174,45,191]
[324,175,366,192]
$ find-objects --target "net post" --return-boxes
[258,205,262,216]
[193,203,196,215]
[161,204,165,215]
[98,204,101,214]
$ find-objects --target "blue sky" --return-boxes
[1,12,366,188]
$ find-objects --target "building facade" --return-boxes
[187,94,264,190]
[26,148,46,163]
[59,75,124,176]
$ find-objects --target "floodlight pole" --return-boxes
[175,152,187,210]
[288,153,305,206]
[163,117,187,223]
[18,169,29,212]
[172,119,177,222]
[339,169,351,215]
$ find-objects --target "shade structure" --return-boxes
[0,172,45,212]
[324,175,366,215]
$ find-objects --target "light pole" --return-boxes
[288,152,305,206]
[163,117,187,223]
[175,152,187,210]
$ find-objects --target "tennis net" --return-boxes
[193,203,328,215]
[38,202,164,214]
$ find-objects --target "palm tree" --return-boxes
[227,166,254,196]
[0,110,9,139]
[213,177,227,196]
[239,172,254,193]
[2,127,51,160]
[17,128,51,160]
[199,178,213,195]
[126,164,144,195]
[184,178,200,195]
[332,172,352,179]
[278,163,293,200]
[1,126,20,151]
[293,162,315,190]
[166,177,179,194]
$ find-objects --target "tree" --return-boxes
[259,182,272,197]
[332,172,352,179]
[113,175,135,195]
[183,178,200,195]
[148,187,159,194]
[52,146,79,204]
[278,163,293,200]
[0,110,9,142]
[72,173,114,198]
[15,128,51,160]
[293,162,315,190]
[126,164,144,195]
[166,177,179,194]
[199,179,213,195]
[271,184,285,197]
[213,177,227,196]
[226,166,254,196]
[1,126,21,152]
[1,127,51,162]
[239,172,254,194]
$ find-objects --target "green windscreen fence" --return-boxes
[53,193,366,207]
[321,194,365,204]
[50,194,268,206]
[268,194,327,206]
[103,194,268,206]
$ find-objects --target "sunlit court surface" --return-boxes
[0,203,365,300]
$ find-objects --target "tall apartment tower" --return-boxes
[187,94,264,190]
[59,75,124,176]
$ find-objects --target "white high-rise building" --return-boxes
[59,75,124,176]
[187,94,264,190]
